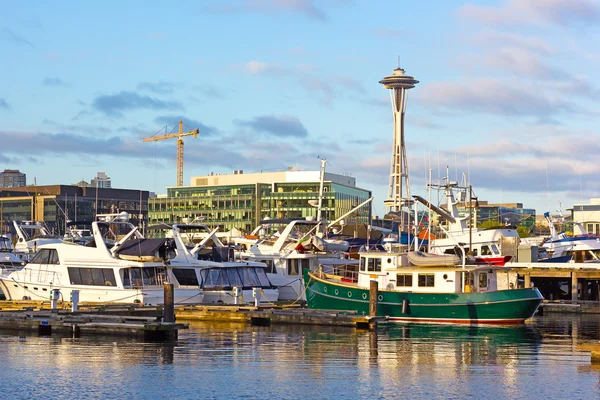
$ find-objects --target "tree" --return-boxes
[516,225,530,238]
[478,220,503,229]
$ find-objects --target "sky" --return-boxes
[1,0,600,219]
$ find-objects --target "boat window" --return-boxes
[68,267,116,286]
[368,258,375,272]
[481,246,491,256]
[472,248,478,256]
[479,272,488,288]
[301,259,310,271]
[226,268,244,287]
[490,244,499,255]
[418,273,435,287]
[258,259,276,274]
[200,268,227,289]
[287,259,299,276]
[375,258,381,272]
[464,272,475,292]
[240,267,261,287]
[255,268,271,287]
[130,268,143,287]
[123,269,131,286]
[360,257,366,271]
[396,273,413,287]
[172,268,199,286]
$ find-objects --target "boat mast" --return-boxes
[317,158,326,225]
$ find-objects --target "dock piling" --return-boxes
[163,282,175,323]
[369,280,378,317]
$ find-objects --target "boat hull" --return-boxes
[304,270,543,324]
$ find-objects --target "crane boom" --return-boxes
[142,120,199,187]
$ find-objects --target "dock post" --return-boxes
[253,287,259,308]
[571,272,578,301]
[50,288,61,310]
[163,282,175,323]
[70,290,80,312]
[369,280,378,317]
[524,274,531,289]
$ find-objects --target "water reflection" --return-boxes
[1,316,600,398]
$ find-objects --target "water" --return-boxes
[2,315,600,399]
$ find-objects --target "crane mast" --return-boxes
[142,120,199,187]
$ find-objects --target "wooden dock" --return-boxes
[0,301,187,340]
[176,305,387,330]
[578,342,600,362]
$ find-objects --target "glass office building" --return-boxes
[148,170,372,233]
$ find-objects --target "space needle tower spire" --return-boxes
[379,62,419,232]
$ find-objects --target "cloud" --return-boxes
[137,81,179,95]
[243,61,286,75]
[415,78,578,118]
[92,91,183,118]
[471,31,554,55]
[42,119,111,135]
[43,77,68,87]
[234,115,309,137]
[153,116,220,137]
[203,0,327,21]
[193,84,224,99]
[1,28,35,47]
[458,0,600,27]
[480,48,566,80]
[0,98,9,109]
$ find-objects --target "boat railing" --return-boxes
[11,267,60,285]
[318,263,359,283]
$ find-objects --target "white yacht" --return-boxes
[234,218,357,301]
[425,183,518,266]
[0,216,204,305]
[12,220,62,261]
[149,223,279,305]
[541,212,600,262]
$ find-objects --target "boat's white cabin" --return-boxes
[357,252,506,294]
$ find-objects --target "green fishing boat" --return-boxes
[303,250,543,324]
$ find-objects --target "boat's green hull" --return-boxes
[304,270,543,324]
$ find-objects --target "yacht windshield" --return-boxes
[199,267,272,289]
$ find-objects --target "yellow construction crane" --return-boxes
[142,120,199,187]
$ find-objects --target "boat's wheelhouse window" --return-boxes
[226,268,244,287]
[254,268,271,287]
[479,272,488,289]
[490,244,499,255]
[418,273,435,287]
[29,249,60,264]
[172,268,199,286]
[199,267,271,289]
[257,259,276,274]
[241,267,261,286]
[367,258,382,272]
[0,238,11,251]
[287,259,306,276]
[481,246,491,256]
[360,257,366,271]
[396,273,413,287]
[68,267,116,286]
[199,268,226,288]
[471,248,478,256]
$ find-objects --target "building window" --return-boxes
[396,274,413,287]
[418,274,435,287]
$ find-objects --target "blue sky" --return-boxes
[1,0,599,218]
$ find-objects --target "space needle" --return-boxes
[379,64,419,235]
